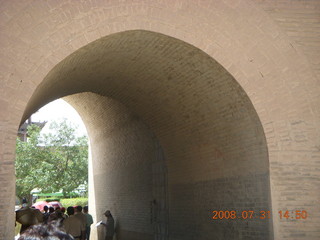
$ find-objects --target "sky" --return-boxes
[31,99,88,137]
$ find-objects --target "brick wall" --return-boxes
[66,86,271,240]
[56,27,273,239]
[66,93,157,240]
[0,1,319,239]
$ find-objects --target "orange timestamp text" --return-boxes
[212,210,271,220]
[212,210,308,220]
[278,210,307,220]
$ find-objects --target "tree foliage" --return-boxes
[15,119,88,199]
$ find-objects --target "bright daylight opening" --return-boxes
[15,99,89,238]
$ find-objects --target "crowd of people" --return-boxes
[15,202,115,240]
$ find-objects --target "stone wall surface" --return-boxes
[0,0,319,239]
[66,93,157,240]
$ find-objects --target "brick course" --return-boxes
[0,1,319,239]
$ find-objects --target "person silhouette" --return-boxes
[100,210,115,240]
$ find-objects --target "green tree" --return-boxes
[15,119,88,200]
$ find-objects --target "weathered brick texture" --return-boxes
[0,1,319,239]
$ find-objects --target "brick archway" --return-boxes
[22,30,272,239]
[1,1,319,239]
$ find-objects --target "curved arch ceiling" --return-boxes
[22,30,272,238]
[23,30,268,178]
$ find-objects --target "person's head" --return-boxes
[21,197,28,208]
[48,212,63,223]
[18,221,73,240]
[66,206,74,216]
[83,206,88,213]
[104,210,112,217]
[44,206,48,212]
[75,205,82,213]
[49,207,55,213]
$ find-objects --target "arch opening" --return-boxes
[22,30,272,239]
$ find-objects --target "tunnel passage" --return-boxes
[65,93,169,240]
[22,30,272,239]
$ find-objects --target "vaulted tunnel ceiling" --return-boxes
[23,30,268,181]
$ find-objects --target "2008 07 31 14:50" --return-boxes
[212,210,308,220]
